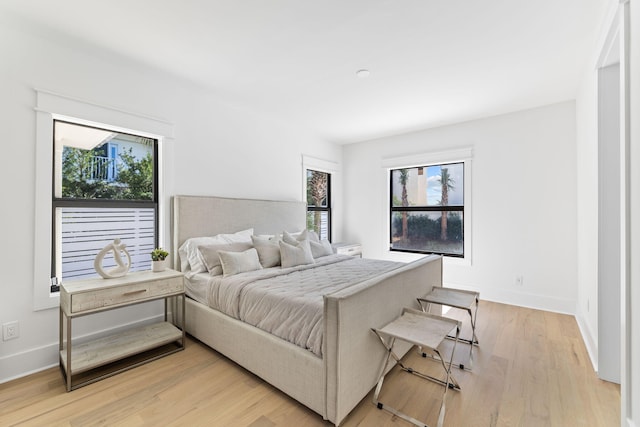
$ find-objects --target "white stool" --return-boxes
[418,287,479,370]
[371,308,461,427]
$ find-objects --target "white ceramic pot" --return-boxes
[152,259,169,272]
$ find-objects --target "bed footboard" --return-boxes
[323,255,442,425]
[185,298,326,416]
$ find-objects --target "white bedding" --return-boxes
[185,254,404,356]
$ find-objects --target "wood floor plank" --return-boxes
[0,301,620,426]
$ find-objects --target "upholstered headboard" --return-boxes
[171,195,307,270]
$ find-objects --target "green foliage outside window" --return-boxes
[61,147,153,201]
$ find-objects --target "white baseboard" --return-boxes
[0,314,164,384]
[574,310,598,372]
[444,282,576,315]
[0,342,59,384]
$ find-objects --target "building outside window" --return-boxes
[389,162,464,257]
[306,169,331,241]
[52,120,158,288]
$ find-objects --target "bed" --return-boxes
[172,195,443,425]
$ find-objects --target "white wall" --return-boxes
[627,1,639,424]
[574,0,627,385]
[575,56,601,368]
[0,19,341,382]
[343,102,578,314]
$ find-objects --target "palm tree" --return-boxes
[308,170,328,235]
[399,169,409,241]
[439,168,455,240]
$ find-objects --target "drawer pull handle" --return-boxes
[123,289,147,296]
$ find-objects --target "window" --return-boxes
[51,120,158,288]
[306,169,331,240]
[389,162,464,257]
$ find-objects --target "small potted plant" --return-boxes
[151,248,169,272]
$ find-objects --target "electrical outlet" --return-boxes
[3,321,19,341]
[515,275,524,286]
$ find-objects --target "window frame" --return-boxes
[301,155,339,242]
[33,89,173,310]
[51,120,160,289]
[306,169,332,241]
[389,162,465,257]
[382,148,472,265]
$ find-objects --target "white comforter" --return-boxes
[192,255,404,356]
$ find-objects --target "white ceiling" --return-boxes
[1,0,607,143]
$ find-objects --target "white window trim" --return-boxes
[381,147,473,266]
[33,89,174,311]
[302,155,339,182]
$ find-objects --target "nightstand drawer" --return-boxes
[337,246,362,256]
[68,275,183,313]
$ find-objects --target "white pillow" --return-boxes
[218,228,254,243]
[178,236,222,274]
[218,248,262,277]
[279,239,314,268]
[309,239,334,258]
[307,230,321,243]
[285,229,320,243]
[198,241,253,275]
[178,228,253,273]
[283,230,330,259]
[251,235,281,268]
[282,229,309,245]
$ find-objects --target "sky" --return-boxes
[392,163,464,207]
[426,163,463,206]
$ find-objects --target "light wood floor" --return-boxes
[0,301,620,426]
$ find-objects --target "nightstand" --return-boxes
[332,242,363,258]
[59,269,185,391]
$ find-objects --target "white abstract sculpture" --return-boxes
[94,238,131,279]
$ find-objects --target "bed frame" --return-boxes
[172,195,443,425]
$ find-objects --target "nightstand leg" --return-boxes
[59,308,63,352]
[66,314,72,392]
[181,294,186,347]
